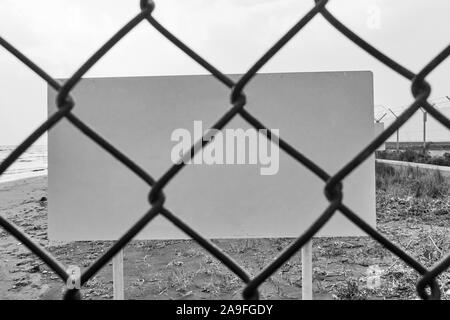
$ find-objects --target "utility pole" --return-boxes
[387,108,400,152]
[378,97,450,154]
[420,108,427,154]
[422,97,450,154]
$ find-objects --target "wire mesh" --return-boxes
[0,0,449,300]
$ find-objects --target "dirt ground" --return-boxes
[0,175,449,300]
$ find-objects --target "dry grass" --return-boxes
[376,162,449,198]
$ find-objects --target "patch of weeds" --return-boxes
[380,264,417,298]
[332,279,370,300]
[323,246,345,259]
[376,162,449,199]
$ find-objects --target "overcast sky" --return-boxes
[0,0,449,145]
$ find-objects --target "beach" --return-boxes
[0,176,48,299]
[0,171,449,300]
[0,145,47,183]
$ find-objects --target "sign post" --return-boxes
[48,72,376,301]
[301,240,313,300]
[112,250,124,300]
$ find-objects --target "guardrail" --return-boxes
[376,159,450,178]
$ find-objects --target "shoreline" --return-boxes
[0,172,47,185]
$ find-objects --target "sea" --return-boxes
[0,145,47,183]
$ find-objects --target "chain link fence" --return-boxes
[0,0,449,300]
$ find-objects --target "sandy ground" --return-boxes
[0,176,449,300]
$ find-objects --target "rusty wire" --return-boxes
[0,0,449,300]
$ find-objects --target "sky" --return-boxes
[0,0,449,145]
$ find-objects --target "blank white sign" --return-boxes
[48,72,375,240]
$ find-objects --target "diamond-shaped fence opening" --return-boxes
[0,0,449,300]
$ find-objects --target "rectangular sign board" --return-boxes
[48,72,375,240]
